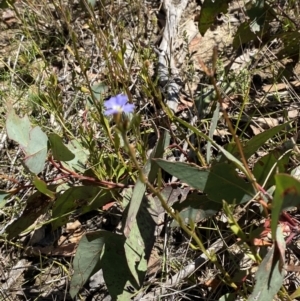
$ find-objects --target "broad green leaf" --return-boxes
[243,123,290,160]
[48,133,75,161]
[91,82,108,100]
[69,231,105,298]
[198,0,231,36]
[62,139,89,173]
[5,191,52,239]
[101,232,138,300]
[232,1,274,49]
[155,160,255,204]
[248,226,285,301]
[232,21,258,49]
[24,126,48,174]
[246,0,266,33]
[77,190,114,214]
[275,224,286,269]
[206,163,255,203]
[124,193,156,286]
[123,131,170,237]
[87,82,108,107]
[153,161,208,191]
[227,123,290,160]
[70,231,137,299]
[271,174,300,240]
[173,192,220,217]
[52,186,107,229]
[6,108,31,147]
[253,149,290,188]
[33,176,55,199]
[6,108,48,174]
[171,194,219,226]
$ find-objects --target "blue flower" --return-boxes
[104,94,135,116]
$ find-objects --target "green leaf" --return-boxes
[243,123,290,160]
[124,192,156,286]
[70,231,137,299]
[227,123,290,160]
[69,231,105,298]
[77,190,114,214]
[253,149,290,188]
[153,161,208,190]
[155,160,255,204]
[62,139,89,172]
[87,82,108,107]
[101,233,138,300]
[173,192,220,216]
[198,0,231,36]
[203,162,255,203]
[33,176,55,199]
[277,31,300,61]
[271,174,300,240]
[246,0,266,33]
[24,126,48,174]
[6,108,31,147]
[48,133,75,161]
[5,191,52,239]
[232,1,274,49]
[6,107,48,174]
[123,131,170,237]
[248,227,285,301]
[52,186,108,229]
[172,193,219,226]
[232,21,258,49]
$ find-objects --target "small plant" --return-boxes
[2,0,300,300]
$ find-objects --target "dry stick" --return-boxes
[157,0,188,112]
[138,238,225,300]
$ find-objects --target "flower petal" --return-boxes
[104,98,115,109]
[103,94,133,116]
[115,94,128,106]
[122,103,135,113]
[104,108,118,115]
